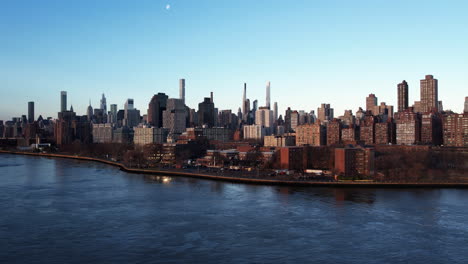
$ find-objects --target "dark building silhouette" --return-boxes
[421,111,443,145]
[60,91,67,113]
[148,93,168,128]
[198,97,215,127]
[28,101,34,123]
[397,80,409,112]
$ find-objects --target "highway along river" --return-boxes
[1,154,467,263]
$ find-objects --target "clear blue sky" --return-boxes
[1,0,467,121]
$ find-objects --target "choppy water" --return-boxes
[1,154,467,264]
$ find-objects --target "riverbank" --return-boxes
[2,150,468,188]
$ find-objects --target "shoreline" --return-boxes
[1,150,468,188]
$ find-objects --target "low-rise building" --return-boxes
[335,146,375,177]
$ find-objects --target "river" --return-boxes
[0,154,467,263]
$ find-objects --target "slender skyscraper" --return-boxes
[397,80,409,112]
[60,91,67,112]
[266,81,271,109]
[242,83,247,116]
[179,79,185,104]
[464,97,468,113]
[100,93,107,113]
[273,102,278,122]
[87,100,93,121]
[28,101,34,123]
[110,104,117,123]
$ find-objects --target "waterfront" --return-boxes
[1,154,467,263]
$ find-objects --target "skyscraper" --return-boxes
[147,93,168,127]
[124,99,140,128]
[420,75,438,113]
[255,107,274,131]
[266,81,271,109]
[28,101,34,123]
[163,98,186,134]
[397,80,409,112]
[60,91,67,112]
[242,83,247,118]
[87,100,93,121]
[179,79,185,104]
[317,103,334,123]
[100,93,107,113]
[273,102,278,122]
[366,94,378,114]
[198,97,215,127]
[464,97,468,113]
[109,104,117,124]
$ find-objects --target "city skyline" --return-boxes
[2,75,466,122]
[1,0,468,120]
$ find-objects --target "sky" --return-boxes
[1,0,467,121]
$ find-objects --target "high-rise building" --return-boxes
[266,81,271,109]
[86,100,93,121]
[366,94,378,114]
[243,124,265,141]
[92,124,113,143]
[442,113,468,147]
[395,108,421,145]
[198,97,215,127]
[359,114,378,145]
[317,104,333,123]
[100,93,107,114]
[295,123,326,146]
[242,83,247,119]
[421,112,443,145]
[133,127,169,145]
[179,79,185,104]
[109,104,117,124]
[342,125,358,143]
[339,110,355,127]
[28,101,34,123]
[326,119,342,146]
[397,80,409,112]
[163,98,186,134]
[420,75,438,113]
[464,97,468,113]
[148,93,168,128]
[375,121,396,145]
[264,135,295,147]
[60,91,67,113]
[255,107,274,135]
[290,111,299,131]
[273,102,278,122]
[124,99,140,128]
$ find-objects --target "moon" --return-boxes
[166,4,170,10]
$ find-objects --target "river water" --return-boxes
[1,154,467,263]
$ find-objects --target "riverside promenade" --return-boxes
[1,150,468,188]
